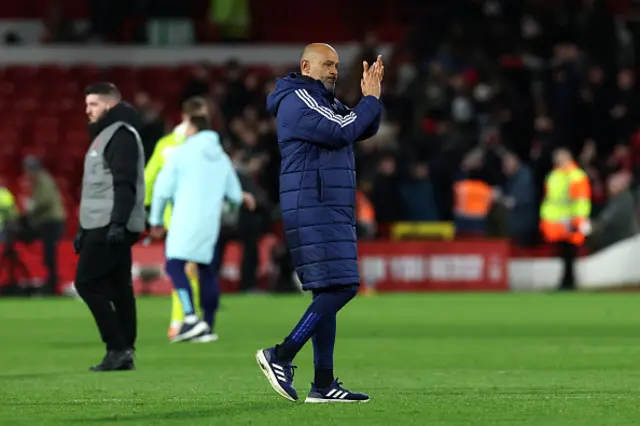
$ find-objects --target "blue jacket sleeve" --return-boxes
[357,107,381,141]
[149,152,178,226]
[284,89,382,149]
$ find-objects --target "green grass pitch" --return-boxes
[1,293,640,425]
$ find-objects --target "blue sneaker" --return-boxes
[255,347,298,402]
[171,318,209,343]
[305,379,370,403]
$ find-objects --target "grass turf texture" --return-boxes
[1,294,640,425]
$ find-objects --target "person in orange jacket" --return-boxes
[539,148,592,290]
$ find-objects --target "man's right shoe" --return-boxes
[304,379,370,403]
[255,347,298,402]
[90,349,134,372]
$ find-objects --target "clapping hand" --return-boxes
[361,55,384,99]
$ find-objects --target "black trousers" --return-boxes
[218,214,261,292]
[39,220,64,294]
[74,229,137,351]
[557,241,578,291]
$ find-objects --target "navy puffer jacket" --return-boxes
[266,73,381,290]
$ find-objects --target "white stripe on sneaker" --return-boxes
[255,350,296,402]
[327,389,338,397]
[339,392,348,399]
[275,373,287,382]
[272,364,284,371]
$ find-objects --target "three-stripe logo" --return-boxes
[272,363,287,382]
[326,389,349,399]
[294,89,358,128]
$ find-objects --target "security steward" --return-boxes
[75,82,146,371]
[539,147,592,290]
[453,177,494,236]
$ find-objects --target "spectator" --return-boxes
[399,162,439,222]
[453,150,494,236]
[578,139,607,216]
[180,63,211,105]
[588,172,639,253]
[221,59,250,120]
[610,68,639,143]
[371,155,402,223]
[502,153,537,245]
[217,149,271,293]
[356,179,377,239]
[134,92,166,163]
[22,156,66,295]
[6,0,640,274]
[0,181,18,234]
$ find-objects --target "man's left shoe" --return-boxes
[304,379,370,403]
[255,347,299,402]
[90,349,134,372]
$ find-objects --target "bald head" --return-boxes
[300,43,340,92]
[301,43,337,62]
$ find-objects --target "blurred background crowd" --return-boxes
[1,0,640,294]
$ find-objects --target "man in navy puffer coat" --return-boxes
[256,44,383,403]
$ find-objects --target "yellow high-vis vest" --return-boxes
[539,163,591,244]
[144,123,188,227]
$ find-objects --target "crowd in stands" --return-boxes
[2,0,639,252]
[2,0,640,296]
[126,1,640,248]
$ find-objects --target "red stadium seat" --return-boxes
[37,65,71,82]
[69,64,102,86]
[22,85,45,99]
[33,134,60,150]
[0,118,26,136]
[4,65,37,82]
[52,81,80,98]
[0,130,20,148]
[0,62,251,234]
[0,81,16,97]
[33,116,60,129]
[104,66,139,86]
[138,66,175,87]
[13,97,39,113]
[51,157,77,178]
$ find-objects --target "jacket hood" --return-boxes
[266,73,331,116]
[89,102,142,139]
[189,130,225,161]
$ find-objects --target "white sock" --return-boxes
[184,314,198,325]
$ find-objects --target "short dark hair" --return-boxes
[188,114,210,132]
[182,96,208,116]
[84,82,121,101]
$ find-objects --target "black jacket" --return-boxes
[87,102,143,229]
